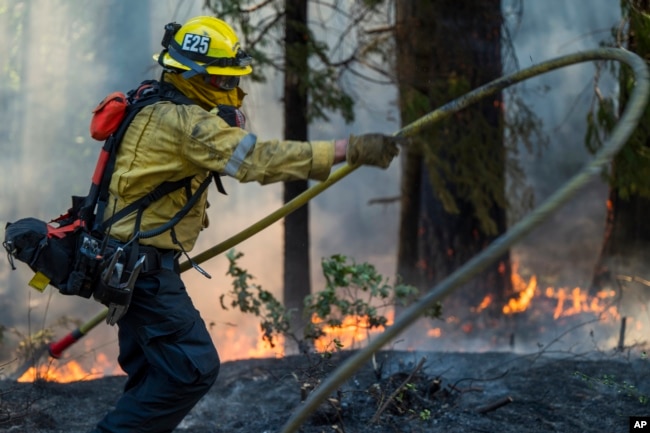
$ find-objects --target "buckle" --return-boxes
[138,247,161,275]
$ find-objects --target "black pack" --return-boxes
[3,80,232,323]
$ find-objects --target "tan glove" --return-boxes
[346,134,401,169]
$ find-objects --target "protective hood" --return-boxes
[163,72,247,110]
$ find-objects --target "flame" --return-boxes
[18,353,116,383]
[218,325,284,360]
[312,311,394,352]
[16,263,632,384]
[474,294,493,313]
[503,262,619,320]
[503,275,537,314]
[16,323,290,384]
[502,261,538,314]
[543,287,619,320]
[17,311,389,383]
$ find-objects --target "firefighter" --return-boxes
[89,16,400,433]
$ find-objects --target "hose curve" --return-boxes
[278,47,650,433]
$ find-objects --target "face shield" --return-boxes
[203,74,241,91]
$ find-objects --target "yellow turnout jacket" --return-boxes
[104,102,335,251]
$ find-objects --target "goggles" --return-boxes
[230,49,253,67]
[204,75,241,90]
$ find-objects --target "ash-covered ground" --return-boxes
[1,348,648,433]
[2,181,649,433]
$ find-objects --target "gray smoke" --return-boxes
[0,0,638,376]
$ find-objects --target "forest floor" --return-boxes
[0,347,648,433]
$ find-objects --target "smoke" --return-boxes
[0,0,401,369]
[0,0,640,375]
[508,1,619,289]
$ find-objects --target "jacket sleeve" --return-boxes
[182,106,335,184]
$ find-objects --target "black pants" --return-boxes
[90,269,220,432]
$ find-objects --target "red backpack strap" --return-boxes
[47,219,84,239]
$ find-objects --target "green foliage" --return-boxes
[574,370,649,404]
[203,0,388,123]
[307,67,355,123]
[630,1,650,55]
[220,250,441,350]
[587,1,650,200]
[303,254,440,341]
[421,111,507,235]
[11,315,81,362]
[585,95,617,155]
[504,90,546,223]
[419,408,432,421]
[220,250,291,348]
[402,73,546,235]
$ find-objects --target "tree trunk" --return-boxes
[591,0,650,311]
[396,150,424,291]
[283,0,311,352]
[395,0,511,321]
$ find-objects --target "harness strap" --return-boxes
[137,173,213,240]
[47,219,84,239]
[212,171,226,195]
[99,177,193,232]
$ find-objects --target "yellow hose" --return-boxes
[178,163,357,272]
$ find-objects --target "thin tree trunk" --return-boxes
[283,0,311,352]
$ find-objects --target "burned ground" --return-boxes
[0,349,648,433]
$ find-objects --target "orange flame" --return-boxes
[474,294,493,313]
[503,275,537,314]
[17,324,290,384]
[17,263,629,384]
[18,353,118,383]
[503,262,619,320]
[22,311,394,383]
[218,325,284,360]
[543,287,619,320]
[312,311,393,352]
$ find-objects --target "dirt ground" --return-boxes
[0,348,648,433]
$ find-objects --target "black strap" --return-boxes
[212,171,226,195]
[138,173,213,239]
[99,176,193,232]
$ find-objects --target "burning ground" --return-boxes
[0,348,649,433]
[2,190,650,432]
[2,252,650,432]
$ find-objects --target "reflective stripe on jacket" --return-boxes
[104,101,335,251]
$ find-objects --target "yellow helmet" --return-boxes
[154,16,253,78]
